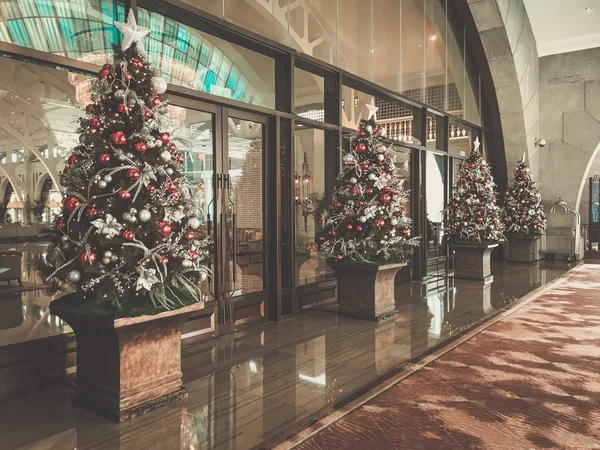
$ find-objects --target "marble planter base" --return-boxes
[450,243,498,283]
[50,300,204,422]
[507,235,540,264]
[331,262,406,322]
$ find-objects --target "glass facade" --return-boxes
[186,0,480,122]
[0,0,497,322]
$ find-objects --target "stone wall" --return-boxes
[467,0,539,179]
[538,47,600,221]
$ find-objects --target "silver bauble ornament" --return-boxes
[127,97,136,107]
[160,150,172,162]
[390,218,398,226]
[377,154,385,161]
[114,89,125,100]
[60,235,68,243]
[67,270,81,283]
[368,173,376,180]
[103,250,113,258]
[128,216,137,224]
[118,154,126,161]
[154,139,163,148]
[103,174,112,183]
[102,257,111,265]
[182,260,193,268]
[359,216,367,223]
[138,209,151,222]
[188,217,201,229]
[199,272,207,282]
[166,168,174,175]
[152,76,168,94]
[98,180,107,188]
[123,213,132,221]
[365,125,373,133]
[350,177,357,184]
[129,208,137,215]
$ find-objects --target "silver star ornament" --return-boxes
[114,10,150,57]
[366,97,379,121]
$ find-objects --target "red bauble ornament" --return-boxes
[85,104,95,113]
[352,188,360,196]
[132,58,143,68]
[135,142,147,152]
[166,181,176,192]
[356,143,366,152]
[57,219,65,230]
[176,154,185,164]
[89,117,101,128]
[78,251,96,265]
[147,184,157,192]
[377,218,385,228]
[143,110,152,120]
[476,217,484,223]
[168,143,177,153]
[356,225,363,232]
[346,223,353,230]
[159,133,170,144]
[402,228,410,235]
[329,229,336,236]
[122,230,135,241]
[359,201,366,206]
[151,97,161,107]
[190,250,199,261]
[383,186,390,191]
[68,155,79,165]
[111,131,126,145]
[124,72,134,81]
[98,68,111,79]
[118,189,131,200]
[361,162,369,169]
[64,196,80,212]
[381,193,392,203]
[127,169,141,181]
[160,255,169,265]
[359,130,366,136]
[86,208,99,218]
[366,188,374,194]
[118,103,128,113]
[184,232,195,240]
[158,221,172,236]
[336,254,343,261]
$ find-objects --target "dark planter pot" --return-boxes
[330,261,406,322]
[507,234,540,264]
[50,295,204,422]
[450,243,498,283]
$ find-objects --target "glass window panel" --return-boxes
[294,125,334,286]
[288,0,336,65]
[0,0,122,64]
[373,0,402,93]
[294,67,325,122]
[448,120,470,158]
[139,7,275,109]
[464,45,481,125]
[400,0,425,103]
[447,12,465,119]
[425,0,448,112]
[225,0,290,47]
[338,0,372,80]
[426,153,446,258]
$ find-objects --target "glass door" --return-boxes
[168,98,268,334]
[425,152,448,279]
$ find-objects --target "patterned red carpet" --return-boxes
[296,264,600,449]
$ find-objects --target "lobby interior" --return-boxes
[0,0,600,448]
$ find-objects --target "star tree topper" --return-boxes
[114,10,150,57]
[366,97,379,121]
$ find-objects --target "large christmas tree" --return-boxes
[444,140,504,244]
[44,11,209,311]
[320,100,418,263]
[502,157,546,235]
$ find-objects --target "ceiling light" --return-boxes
[431,35,437,41]
[586,6,592,11]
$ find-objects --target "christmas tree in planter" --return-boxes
[502,156,546,263]
[444,139,504,281]
[44,11,210,422]
[320,99,419,321]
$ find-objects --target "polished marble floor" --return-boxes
[296,264,600,450]
[0,258,572,449]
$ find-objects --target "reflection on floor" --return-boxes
[0,259,572,449]
[297,264,600,450]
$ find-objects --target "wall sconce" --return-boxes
[535,138,547,147]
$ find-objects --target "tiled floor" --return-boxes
[0,258,573,449]
[295,263,600,450]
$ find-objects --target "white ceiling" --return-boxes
[524,0,600,56]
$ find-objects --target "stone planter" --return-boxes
[507,234,540,264]
[330,261,406,322]
[50,295,204,422]
[450,243,498,282]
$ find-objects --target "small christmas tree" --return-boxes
[320,99,418,263]
[44,11,209,311]
[502,157,546,235]
[444,139,504,244]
